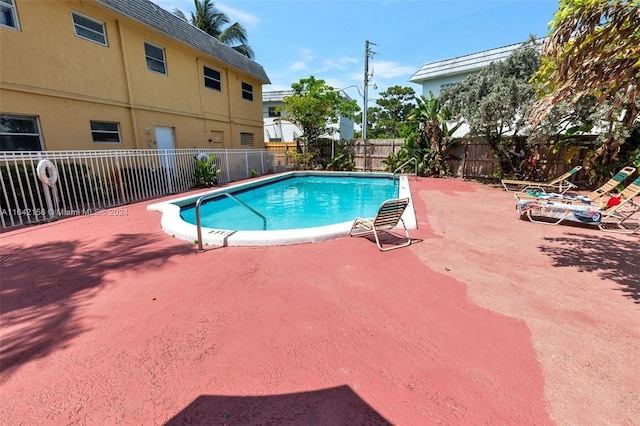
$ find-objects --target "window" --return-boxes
[240,132,254,146]
[0,114,42,151]
[268,107,280,117]
[241,82,253,101]
[90,121,121,143]
[204,66,221,91]
[0,0,19,30]
[144,41,166,74]
[72,11,107,45]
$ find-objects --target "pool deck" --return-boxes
[1,177,638,425]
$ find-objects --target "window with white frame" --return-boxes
[240,132,254,146]
[72,11,107,45]
[90,121,121,143]
[0,114,43,151]
[0,0,19,30]
[241,82,253,101]
[204,66,222,91]
[144,41,166,75]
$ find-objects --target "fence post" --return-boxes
[260,150,265,174]
[163,150,174,194]
[460,140,468,179]
[114,153,126,204]
[225,152,230,183]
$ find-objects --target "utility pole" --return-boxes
[363,40,376,171]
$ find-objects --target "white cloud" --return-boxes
[320,56,359,72]
[151,0,193,14]
[288,48,315,71]
[151,1,260,29]
[217,4,260,29]
[367,61,418,80]
[290,61,307,71]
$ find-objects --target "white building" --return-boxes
[263,90,355,143]
[409,39,544,98]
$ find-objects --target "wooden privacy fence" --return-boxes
[342,138,584,182]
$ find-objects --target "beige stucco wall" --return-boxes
[0,0,265,151]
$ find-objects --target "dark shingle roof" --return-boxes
[97,0,270,84]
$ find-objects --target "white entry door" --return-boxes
[155,126,176,174]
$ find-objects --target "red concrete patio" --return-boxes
[1,177,638,425]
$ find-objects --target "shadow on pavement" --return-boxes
[0,233,194,378]
[165,385,391,425]
[539,232,640,303]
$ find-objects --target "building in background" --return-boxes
[0,0,270,152]
[409,39,543,98]
[263,90,355,143]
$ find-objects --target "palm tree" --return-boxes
[174,0,254,59]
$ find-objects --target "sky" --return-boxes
[151,0,559,108]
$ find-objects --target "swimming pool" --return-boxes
[147,171,416,247]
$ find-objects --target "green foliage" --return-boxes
[192,154,221,187]
[383,138,425,175]
[441,37,542,177]
[385,93,462,177]
[174,0,254,58]
[286,149,315,170]
[326,146,356,171]
[528,0,640,182]
[365,86,417,139]
[278,76,360,168]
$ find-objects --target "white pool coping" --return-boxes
[147,171,417,247]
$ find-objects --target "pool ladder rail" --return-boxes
[195,192,266,251]
[393,157,418,181]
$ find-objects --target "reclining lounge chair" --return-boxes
[349,198,412,251]
[516,176,640,234]
[502,165,582,193]
[598,176,640,234]
[513,166,636,205]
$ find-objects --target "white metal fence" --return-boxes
[0,148,284,229]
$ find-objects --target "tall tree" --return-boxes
[174,0,254,59]
[441,37,542,176]
[278,76,360,162]
[366,86,417,139]
[530,0,640,169]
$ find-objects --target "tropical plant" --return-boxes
[410,93,463,176]
[384,92,462,177]
[192,154,221,187]
[383,138,425,175]
[529,0,640,179]
[278,76,360,167]
[174,0,254,59]
[286,149,315,170]
[441,37,542,177]
[326,146,356,171]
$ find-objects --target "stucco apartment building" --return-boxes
[0,0,270,152]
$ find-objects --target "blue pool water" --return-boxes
[179,175,399,231]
